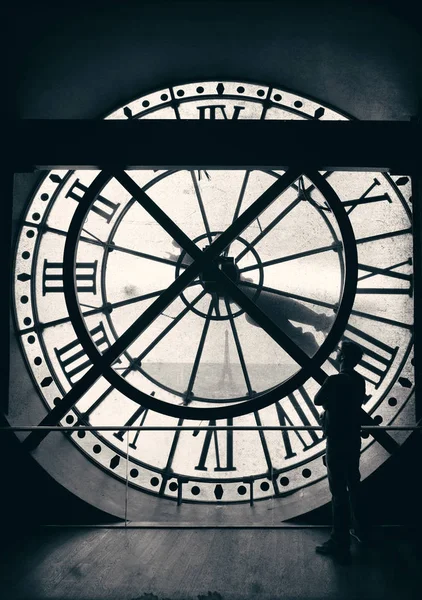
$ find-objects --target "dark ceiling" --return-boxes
[9,1,421,119]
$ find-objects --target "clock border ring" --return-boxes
[62,169,358,420]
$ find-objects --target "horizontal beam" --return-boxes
[12,119,420,172]
[2,426,420,432]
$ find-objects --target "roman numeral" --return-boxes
[328,323,398,389]
[194,419,236,472]
[55,322,118,384]
[42,260,98,295]
[113,405,149,450]
[197,105,245,120]
[65,179,120,223]
[275,387,323,459]
[357,258,413,296]
[343,178,391,215]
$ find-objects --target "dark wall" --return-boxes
[11,0,421,120]
[5,0,421,527]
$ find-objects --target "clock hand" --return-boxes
[239,280,334,331]
[224,298,253,396]
[224,170,251,257]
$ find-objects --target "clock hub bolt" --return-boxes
[200,255,240,297]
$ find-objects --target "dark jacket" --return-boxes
[314,369,366,443]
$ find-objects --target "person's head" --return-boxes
[338,340,363,369]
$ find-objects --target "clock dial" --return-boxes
[12,81,414,508]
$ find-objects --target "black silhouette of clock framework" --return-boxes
[12,81,414,508]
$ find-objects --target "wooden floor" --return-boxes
[0,527,420,600]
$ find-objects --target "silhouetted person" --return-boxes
[314,340,366,563]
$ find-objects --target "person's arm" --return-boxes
[357,377,367,416]
[360,378,367,406]
[314,376,337,409]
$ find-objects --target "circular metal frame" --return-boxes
[63,168,358,420]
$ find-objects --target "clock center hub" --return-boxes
[200,256,240,297]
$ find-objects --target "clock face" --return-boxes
[12,81,414,508]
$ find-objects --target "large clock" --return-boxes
[10,81,415,515]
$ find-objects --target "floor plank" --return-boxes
[0,527,420,600]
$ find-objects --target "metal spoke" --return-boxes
[25,222,103,247]
[235,197,302,264]
[191,170,212,244]
[110,242,191,268]
[233,170,251,223]
[18,282,201,335]
[253,411,275,481]
[356,228,412,245]
[211,293,221,317]
[159,418,184,496]
[349,308,412,330]
[110,281,201,315]
[25,221,187,268]
[183,301,214,404]
[239,242,341,273]
[224,299,253,396]
[224,170,251,257]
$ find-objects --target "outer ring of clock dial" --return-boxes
[106,80,352,122]
[11,81,414,509]
[61,168,358,420]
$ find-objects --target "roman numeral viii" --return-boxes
[54,322,119,385]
